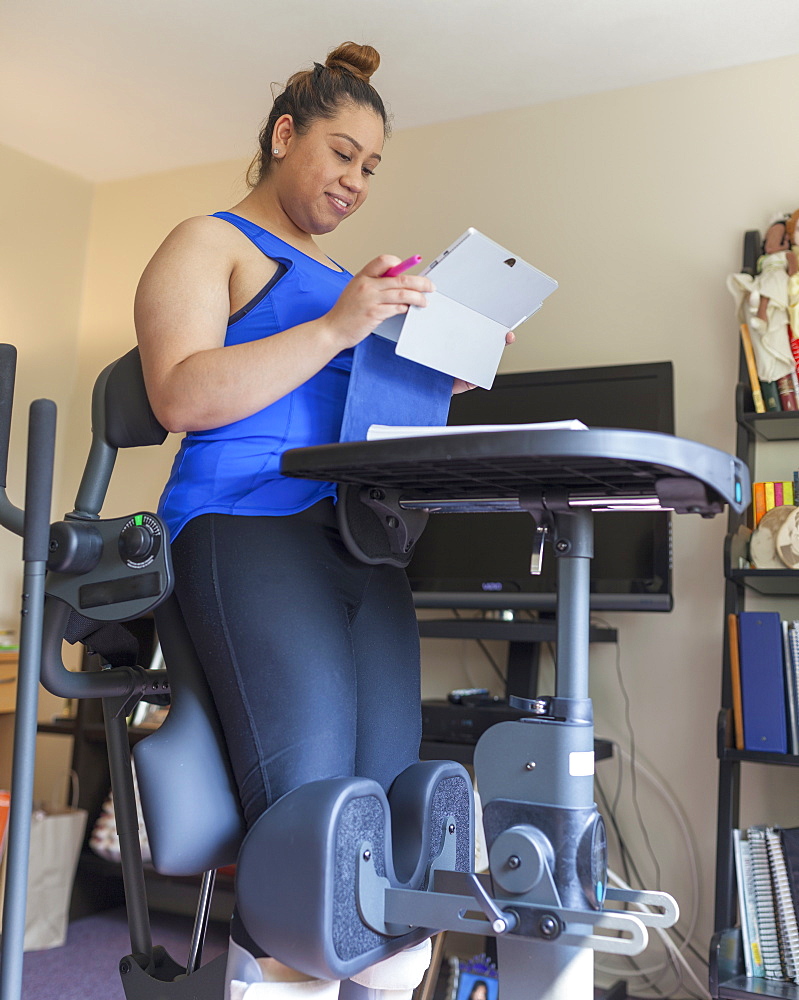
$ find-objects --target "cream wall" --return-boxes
[16,50,799,987]
[0,144,93,802]
[0,143,92,616]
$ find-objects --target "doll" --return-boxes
[727,216,796,384]
[786,208,799,336]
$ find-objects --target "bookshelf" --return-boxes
[736,383,799,442]
[713,238,799,996]
[0,650,18,715]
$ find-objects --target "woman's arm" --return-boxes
[136,216,433,432]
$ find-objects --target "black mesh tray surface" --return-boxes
[281,428,748,516]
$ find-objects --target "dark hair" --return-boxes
[467,980,489,1000]
[248,42,390,187]
[762,215,790,254]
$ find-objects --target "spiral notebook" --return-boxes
[766,827,799,981]
[748,827,783,979]
[733,828,763,978]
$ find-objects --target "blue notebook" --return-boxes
[339,333,453,443]
[738,611,788,754]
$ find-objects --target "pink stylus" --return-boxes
[382,254,422,277]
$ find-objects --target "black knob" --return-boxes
[47,521,102,574]
[119,523,154,562]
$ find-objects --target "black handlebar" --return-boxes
[23,399,56,563]
[0,343,17,491]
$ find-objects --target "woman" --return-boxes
[137,41,445,1000]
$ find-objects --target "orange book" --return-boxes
[728,614,744,751]
[753,482,766,526]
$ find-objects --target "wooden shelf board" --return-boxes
[728,569,799,597]
[718,975,799,998]
[738,410,799,442]
[720,748,799,767]
[418,619,617,643]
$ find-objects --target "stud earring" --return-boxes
[273,148,280,156]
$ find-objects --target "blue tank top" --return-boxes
[158,212,353,540]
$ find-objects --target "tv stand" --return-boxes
[418,616,617,767]
[417,616,617,700]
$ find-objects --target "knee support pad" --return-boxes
[235,762,473,982]
[388,760,474,888]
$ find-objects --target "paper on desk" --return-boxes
[366,420,588,441]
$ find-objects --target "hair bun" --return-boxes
[325,41,380,83]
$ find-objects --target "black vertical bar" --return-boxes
[102,704,153,961]
[72,364,116,519]
[0,344,17,490]
[504,641,541,700]
[0,398,56,1000]
[555,510,593,702]
[186,869,217,974]
[714,757,740,934]
[0,344,24,537]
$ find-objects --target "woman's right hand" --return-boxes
[322,255,435,350]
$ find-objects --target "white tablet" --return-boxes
[420,228,558,330]
[372,229,558,389]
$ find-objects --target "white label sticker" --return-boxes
[569,751,595,776]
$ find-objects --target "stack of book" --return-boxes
[752,478,799,527]
[734,825,799,981]
[728,612,799,755]
[757,376,799,413]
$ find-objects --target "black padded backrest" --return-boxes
[104,347,167,449]
[134,595,246,875]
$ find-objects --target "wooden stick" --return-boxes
[739,322,766,413]
[417,933,447,1000]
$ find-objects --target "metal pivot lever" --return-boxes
[463,873,518,935]
[530,524,548,575]
[520,488,583,577]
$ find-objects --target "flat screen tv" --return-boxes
[406,361,674,612]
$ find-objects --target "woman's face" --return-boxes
[272,102,384,236]
[471,985,488,1000]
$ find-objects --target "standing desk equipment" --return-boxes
[0,339,748,1000]
[281,427,749,1000]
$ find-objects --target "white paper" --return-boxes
[366,419,588,441]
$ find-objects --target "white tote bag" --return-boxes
[23,778,87,951]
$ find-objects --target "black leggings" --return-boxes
[171,501,422,828]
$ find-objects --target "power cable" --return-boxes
[451,609,506,686]
[592,616,662,891]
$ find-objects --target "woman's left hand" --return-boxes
[452,330,515,394]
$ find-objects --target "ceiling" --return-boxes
[2,0,799,183]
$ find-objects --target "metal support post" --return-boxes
[477,506,599,1000]
[554,509,593,703]
[0,399,56,1000]
[103,703,154,965]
